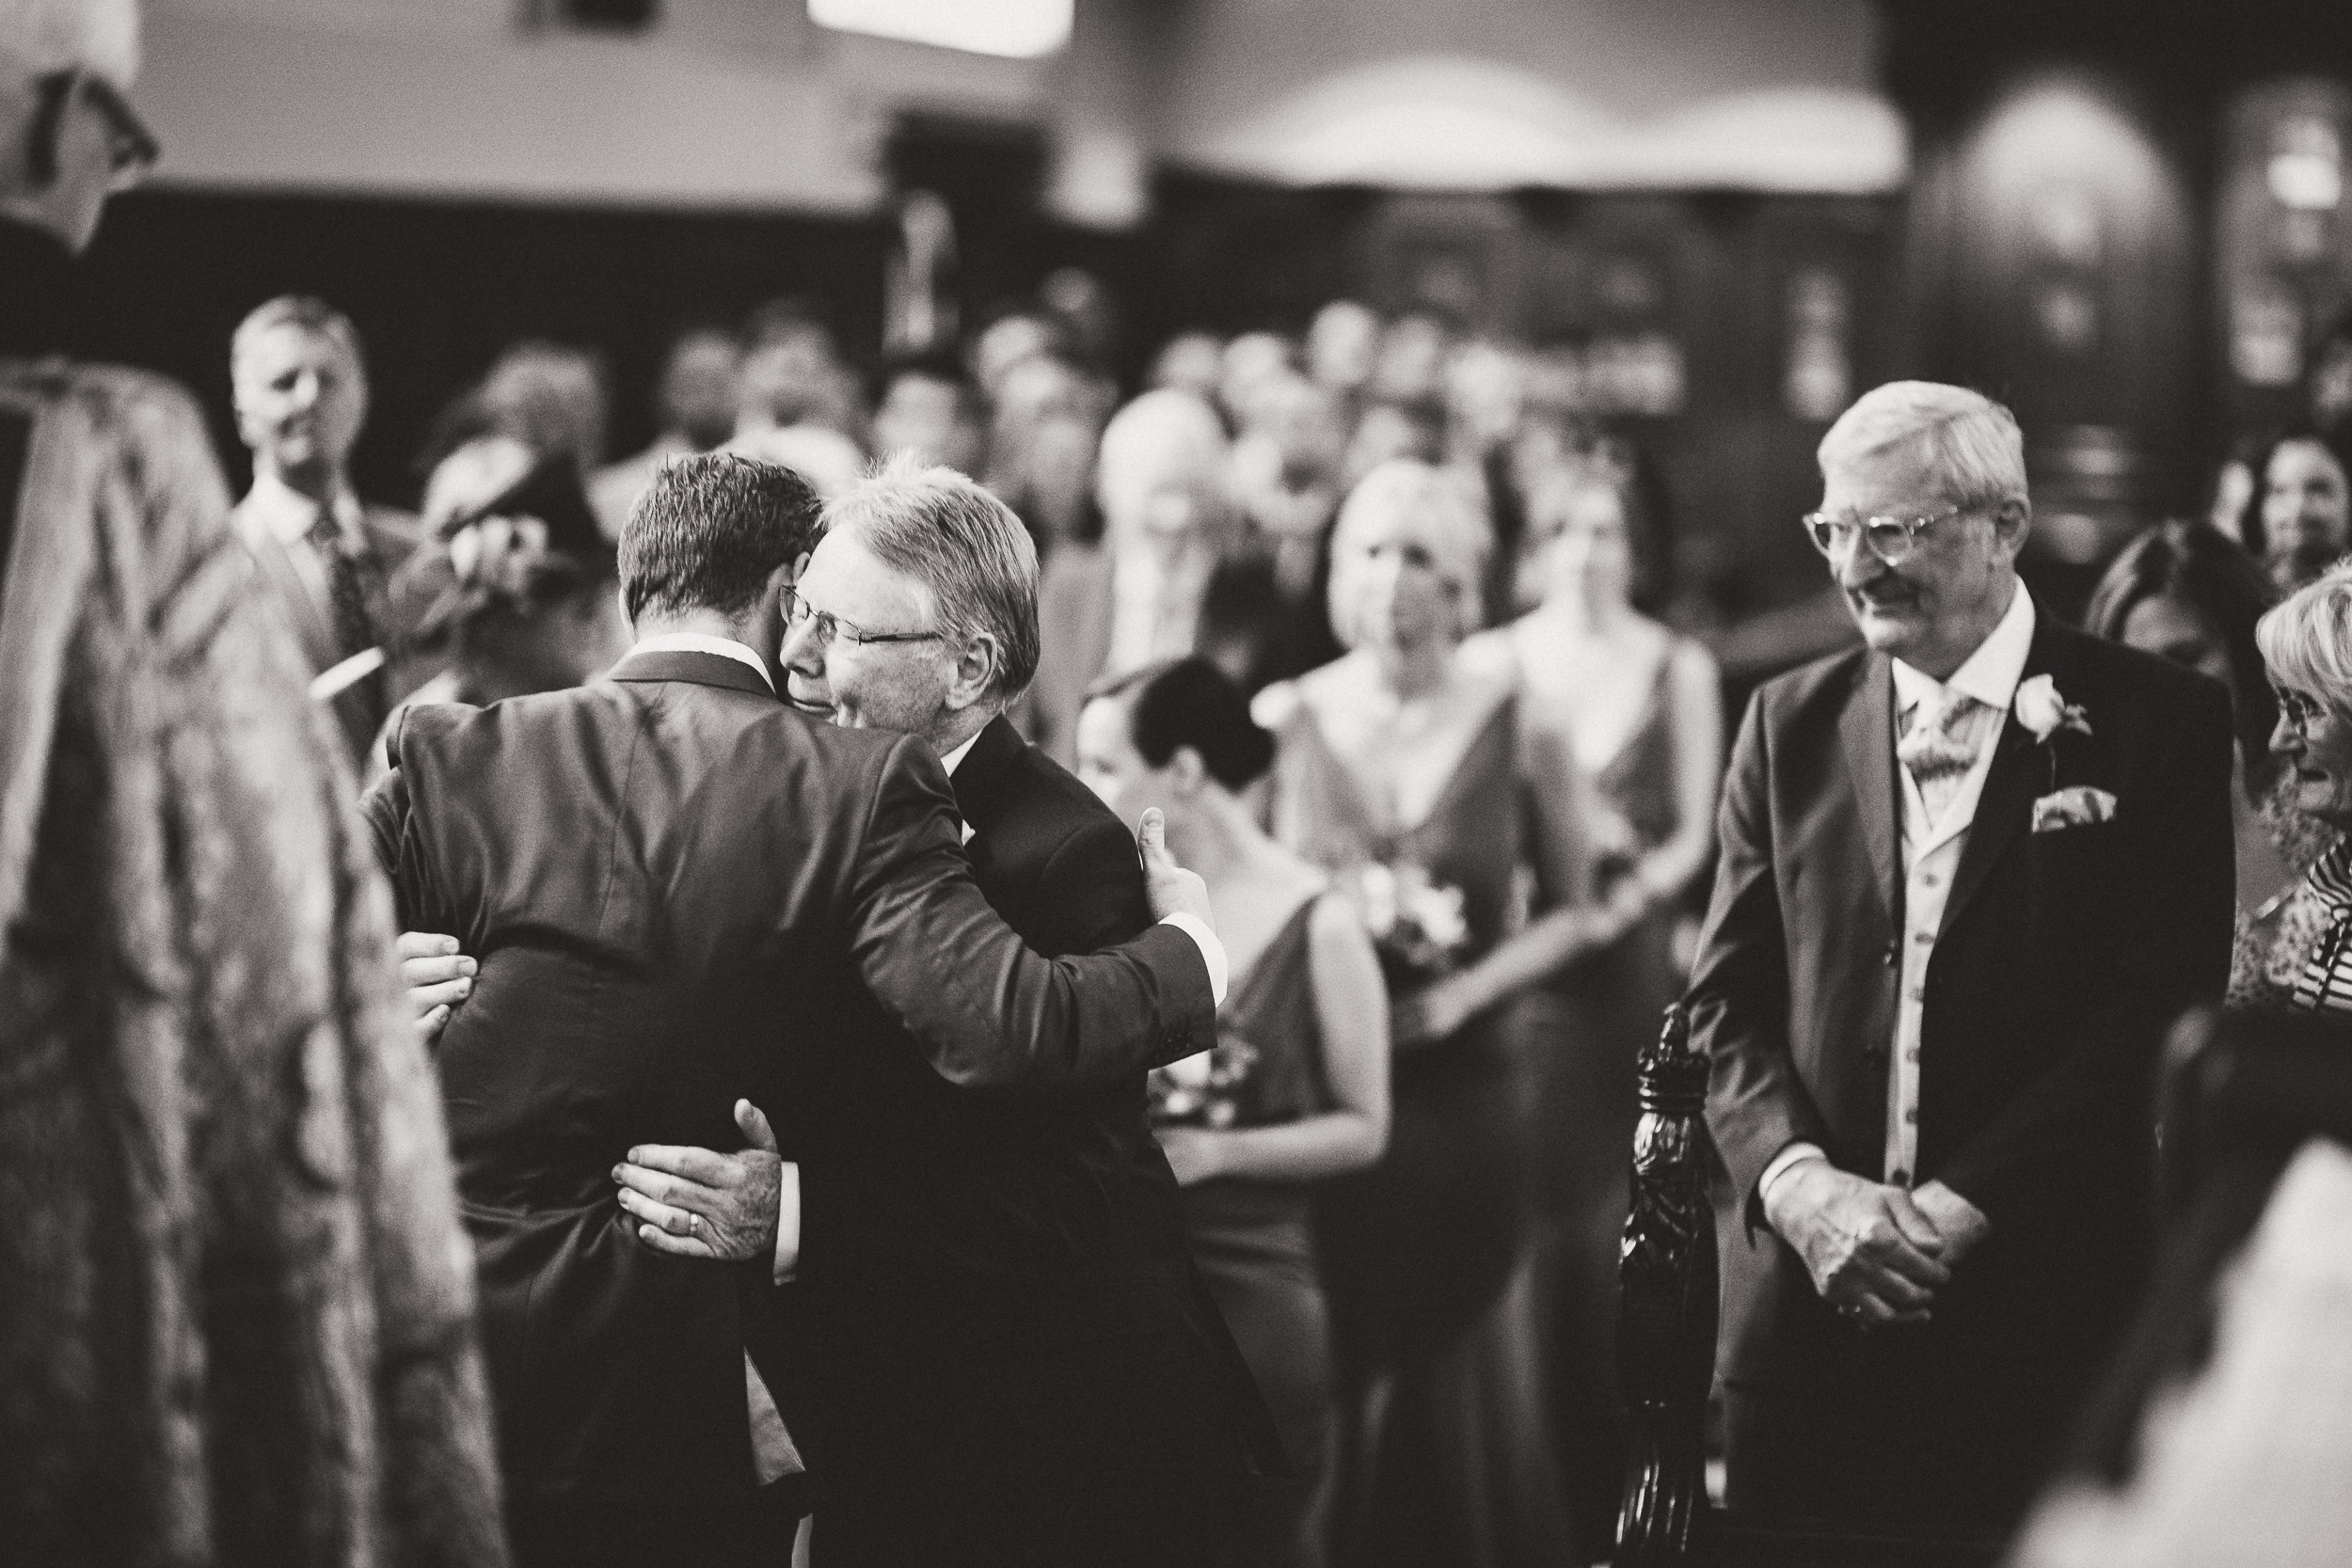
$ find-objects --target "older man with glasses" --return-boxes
[1687,381,2236,1537]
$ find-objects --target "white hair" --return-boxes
[1327,457,1491,649]
[0,0,139,84]
[1094,388,1232,545]
[2258,557,2352,715]
[1818,381,2027,512]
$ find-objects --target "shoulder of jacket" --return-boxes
[1753,642,1870,716]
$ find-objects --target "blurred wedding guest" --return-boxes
[0,4,504,1560]
[1077,657,1392,1568]
[1369,311,1450,405]
[870,352,986,473]
[1305,301,1380,406]
[1467,458,1722,1529]
[229,295,426,767]
[1028,388,1242,764]
[2082,521,2321,1006]
[1228,375,1350,684]
[1258,459,1627,1567]
[2238,425,2352,593]
[2242,561,2352,1012]
[373,436,628,776]
[1220,331,1298,434]
[738,299,865,442]
[2206,433,2266,544]
[590,325,741,536]
[969,302,1064,397]
[1152,331,1227,403]
[480,340,609,481]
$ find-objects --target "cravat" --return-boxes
[308,503,387,735]
[1898,688,1988,826]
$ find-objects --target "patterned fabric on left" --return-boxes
[0,360,506,1568]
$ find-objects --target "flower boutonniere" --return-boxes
[2012,673,2092,789]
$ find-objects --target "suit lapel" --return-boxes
[1839,652,1901,925]
[244,521,342,672]
[947,715,1025,840]
[1939,619,2063,934]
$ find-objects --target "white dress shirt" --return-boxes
[1761,582,2035,1201]
[624,632,775,690]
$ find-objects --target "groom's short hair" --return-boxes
[621,451,822,623]
[1819,381,2027,513]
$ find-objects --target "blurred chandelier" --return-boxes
[808,0,1073,58]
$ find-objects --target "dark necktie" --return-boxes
[308,503,387,736]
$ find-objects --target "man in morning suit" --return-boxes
[230,294,428,765]
[364,453,1230,1568]
[612,457,1271,1566]
[1686,382,2234,1534]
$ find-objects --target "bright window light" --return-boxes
[809,0,1073,58]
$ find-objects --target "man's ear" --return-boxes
[616,582,635,636]
[943,633,1000,713]
[1992,496,2033,558]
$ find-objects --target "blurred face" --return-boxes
[1268,380,1346,484]
[2271,679,2352,829]
[2261,439,2350,574]
[780,529,956,745]
[234,324,368,485]
[661,335,741,451]
[872,374,982,474]
[2209,457,2254,540]
[1528,483,1633,612]
[1074,694,1175,831]
[2119,593,2233,689]
[1152,334,1224,401]
[1816,443,2020,677]
[1308,304,1379,393]
[1373,316,1447,403]
[1337,504,1458,655]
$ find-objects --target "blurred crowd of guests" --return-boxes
[188,247,2352,1566]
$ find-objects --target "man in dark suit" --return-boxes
[1688,382,2234,1535]
[612,457,1270,1566]
[230,295,428,765]
[367,453,1229,1568]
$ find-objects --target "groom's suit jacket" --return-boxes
[361,649,1217,1516]
[1691,617,2233,1403]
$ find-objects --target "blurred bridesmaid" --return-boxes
[1470,458,1723,1531]
[1256,459,1632,1566]
[1075,657,1391,1568]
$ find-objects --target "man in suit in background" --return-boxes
[370,452,1229,1568]
[230,294,425,764]
[612,456,1270,1566]
[1687,382,2234,1534]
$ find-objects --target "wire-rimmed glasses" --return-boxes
[782,589,943,649]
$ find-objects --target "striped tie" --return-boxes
[1899,689,1987,826]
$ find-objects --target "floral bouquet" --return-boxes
[1149,1030,1262,1130]
[1338,859,1474,988]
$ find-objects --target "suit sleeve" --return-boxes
[357,708,442,936]
[1935,674,2234,1227]
[1031,816,1155,952]
[1692,689,1834,1227]
[842,735,1217,1091]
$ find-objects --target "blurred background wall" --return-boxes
[57,0,2352,626]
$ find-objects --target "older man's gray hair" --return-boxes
[1819,381,2029,513]
[822,456,1042,705]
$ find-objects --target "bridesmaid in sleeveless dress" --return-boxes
[1255,459,1637,1567]
[1074,657,1391,1568]
[1471,460,1723,1534]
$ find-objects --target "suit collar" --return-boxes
[609,646,779,701]
[946,713,1025,832]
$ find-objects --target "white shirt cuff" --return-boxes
[1759,1141,1829,1205]
[771,1161,801,1286]
[1157,911,1229,1006]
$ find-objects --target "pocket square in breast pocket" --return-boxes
[2032,784,2119,834]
